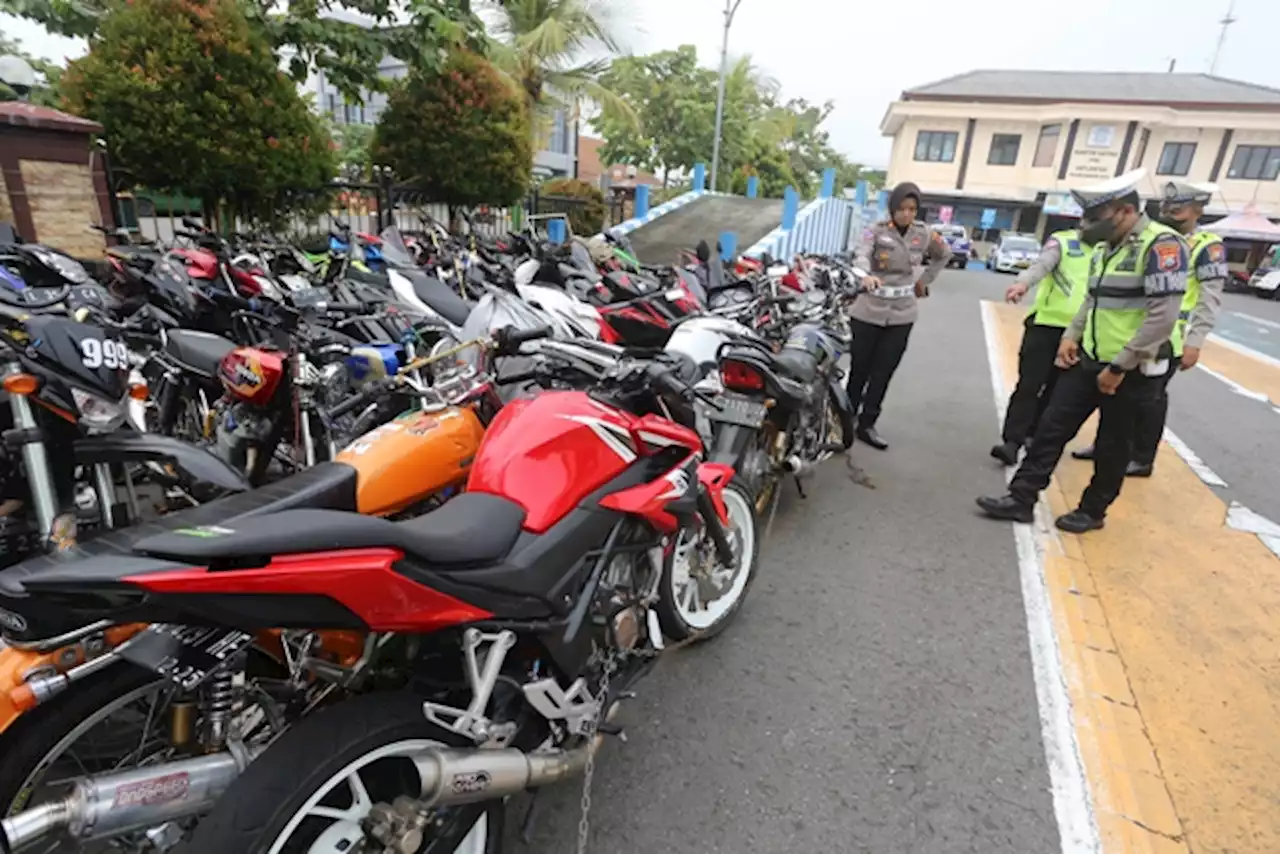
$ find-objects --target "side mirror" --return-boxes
[695,240,710,263]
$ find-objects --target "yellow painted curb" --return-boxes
[1201,337,1280,405]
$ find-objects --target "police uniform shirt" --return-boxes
[852,220,951,326]
[1064,214,1188,370]
[1186,231,1227,350]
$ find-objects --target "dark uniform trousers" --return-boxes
[1129,363,1178,467]
[1009,359,1158,518]
[1002,317,1066,446]
[846,319,913,429]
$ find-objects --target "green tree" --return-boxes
[486,0,634,136]
[1,0,485,102]
[331,120,374,178]
[595,45,714,188]
[373,50,531,208]
[728,135,796,198]
[0,34,63,106]
[59,0,337,218]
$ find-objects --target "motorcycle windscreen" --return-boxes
[376,227,417,269]
[459,292,548,397]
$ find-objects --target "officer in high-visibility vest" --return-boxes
[977,169,1188,533]
[1071,181,1225,475]
[990,227,1093,466]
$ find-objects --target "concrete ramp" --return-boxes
[627,195,784,264]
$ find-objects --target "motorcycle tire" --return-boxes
[656,480,761,644]
[0,662,162,821]
[827,386,855,451]
[185,691,504,854]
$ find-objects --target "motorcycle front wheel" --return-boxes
[185,692,501,854]
[656,480,761,642]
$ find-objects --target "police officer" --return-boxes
[976,169,1187,533]
[850,182,951,450]
[1072,181,1225,476]
[990,226,1092,466]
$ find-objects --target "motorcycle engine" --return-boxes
[215,402,275,472]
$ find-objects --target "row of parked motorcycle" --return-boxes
[0,213,866,854]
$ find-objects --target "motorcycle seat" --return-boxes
[164,329,236,379]
[0,462,360,642]
[410,276,473,326]
[131,493,526,569]
[772,349,817,384]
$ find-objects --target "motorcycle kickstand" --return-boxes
[794,474,807,499]
[519,792,541,844]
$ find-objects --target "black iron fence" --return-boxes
[113,179,628,246]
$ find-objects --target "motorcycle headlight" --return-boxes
[71,387,127,432]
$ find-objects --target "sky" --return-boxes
[5,0,1280,167]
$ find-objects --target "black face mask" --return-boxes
[1154,206,1194,233]
[1079,214,1119,246]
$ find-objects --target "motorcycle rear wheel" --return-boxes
[184,692,501,854]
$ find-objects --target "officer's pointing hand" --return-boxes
[1005,282,1028,303]
[863,275,882,291]
[1180,346,1201,371]
[1055,338,1080,369]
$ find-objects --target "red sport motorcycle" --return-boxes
[0,331,761,854]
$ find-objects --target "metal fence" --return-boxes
[114,180,627,246]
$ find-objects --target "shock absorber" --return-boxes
[200,663,237,750]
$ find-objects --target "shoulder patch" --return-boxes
[1206,242,1226,263]
[1149,235,1187,273]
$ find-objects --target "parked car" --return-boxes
[986,234,1041,273]
[930,224,972,269]
[1248,265,1280,300]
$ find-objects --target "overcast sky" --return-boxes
[6,0,1279,167]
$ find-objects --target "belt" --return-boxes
[876,285,915,299]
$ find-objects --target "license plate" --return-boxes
[706,393,767,428]
[118,624,253,691]
[290,287,331,308]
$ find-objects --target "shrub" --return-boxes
[539,178,606,236]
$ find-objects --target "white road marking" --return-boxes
[1229,310,1280,331]
[1208,332,1280,370]
[1161,429,1228,488]
[1225,501,1280,559]
[979,301,1100,854]
[1194,363,1273,404]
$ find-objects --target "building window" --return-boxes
[326,94,337,119]
[1227,145,1280,181]
[987,134,1021,166]
[549,110,567,155]
[1156,142,1197,176]
[1032,124,1060,168]
[913,130,958,163]
[1133,128,1151,167]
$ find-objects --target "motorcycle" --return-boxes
[0,333,760,854]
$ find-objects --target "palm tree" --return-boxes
[485,0,636,129]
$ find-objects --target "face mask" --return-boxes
[1155,206,1194,232]
[1079,214,1119,245]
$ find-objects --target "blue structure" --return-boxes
[820,168,836,199]
[719,231,737,261]
[634,185,650,219]
[692,163,707,192]
[855,180,868,206]
[782,186,799,230]
[746,176,759,199]
[546,219,567,244]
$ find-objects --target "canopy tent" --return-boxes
[1208,207,1280,243]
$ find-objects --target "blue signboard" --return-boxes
[980,208,997,229]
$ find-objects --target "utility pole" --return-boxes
[709,0,743,194]
[1210,0,1237,76]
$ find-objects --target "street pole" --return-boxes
[709,0,742,194]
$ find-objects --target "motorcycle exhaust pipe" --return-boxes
[0,747,262,852]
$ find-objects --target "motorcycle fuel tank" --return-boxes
[217,347,285,405]
[337,406,486,516]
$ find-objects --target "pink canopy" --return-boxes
[1209,206,1280,243]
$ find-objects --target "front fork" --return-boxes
[1,361,59,541]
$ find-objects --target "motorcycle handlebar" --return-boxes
[495,324,552,356]
[323,378,394,421]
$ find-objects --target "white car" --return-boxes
[986,235,1041,274]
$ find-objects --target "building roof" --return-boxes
[0,102,103,133]
[903,70,1280,109]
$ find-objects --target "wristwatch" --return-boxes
[1105,363,1126,375]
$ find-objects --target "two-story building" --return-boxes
[881,70,1280,240]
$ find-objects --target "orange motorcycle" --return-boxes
[0,336,514,849]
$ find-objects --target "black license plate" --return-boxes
[707,393,768,428]
[118,624,253,691]
[290,287,331,309]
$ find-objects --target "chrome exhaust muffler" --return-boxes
[1,747,262,852]
[408,744,593,808]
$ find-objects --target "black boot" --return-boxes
[856,426,888,450]
[1055,509,1105,533]
[976,494,1034,523]
[990,440,1020,466]
[1071,444,1095,460]
[1125,461,1154,478]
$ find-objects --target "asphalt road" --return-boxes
[507,269,1064,854]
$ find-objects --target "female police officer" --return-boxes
[850,182,951,449]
